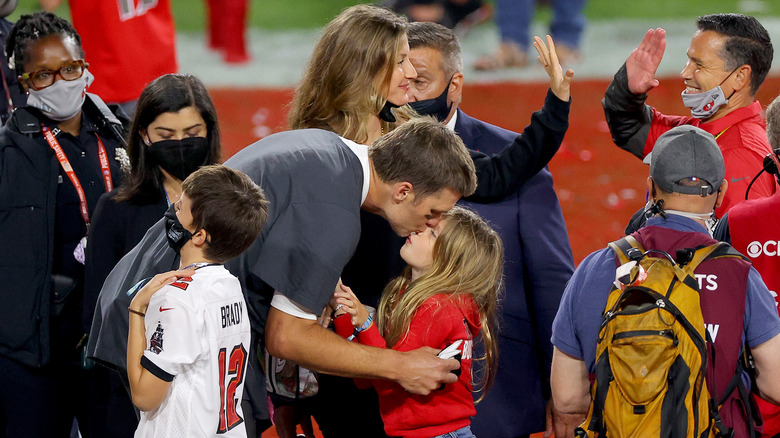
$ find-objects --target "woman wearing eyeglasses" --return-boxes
[0,11,128,438]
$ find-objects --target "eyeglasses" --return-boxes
[21,60,86,90]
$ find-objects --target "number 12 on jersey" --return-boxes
[217,345,248,434]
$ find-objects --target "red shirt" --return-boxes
[727,191,780,437]
[69,0,178,103]
[353,293,481,438]
[643,101,776,217]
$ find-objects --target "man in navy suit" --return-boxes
[407,22,575,437]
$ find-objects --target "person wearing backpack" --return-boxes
[549,125,780,437]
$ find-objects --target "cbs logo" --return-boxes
[746,240,779,258]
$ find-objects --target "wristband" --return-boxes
[356,314,373,333]
[128,308,146,318]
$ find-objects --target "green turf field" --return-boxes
[10,0,780,32]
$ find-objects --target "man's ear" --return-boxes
[392,182,413,204]
[732,65,752,94]
[646,177,655,197]
[448,72,464,105]
[714,179,728,209]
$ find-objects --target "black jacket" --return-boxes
[0,95,127,367]
[602,63,655,159]
[83,189,168,333]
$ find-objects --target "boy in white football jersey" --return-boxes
[127,165,268,437]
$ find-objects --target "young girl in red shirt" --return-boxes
[331,206,503,438]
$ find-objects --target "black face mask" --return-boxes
[409,78,453,123]
[164,204,193,255]
[148,137,210,181]
[379,101,400,123]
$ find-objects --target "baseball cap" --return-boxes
[648,125,725,196]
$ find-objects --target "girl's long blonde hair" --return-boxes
[287,4,413,144]
[377,206,504,400]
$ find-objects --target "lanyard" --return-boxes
[42,124,113,226]
[181,262,221,270]
[714,125,732,140]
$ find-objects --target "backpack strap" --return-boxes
[708,350,758,438]
[681,243,722,271]
[680,242,748,268]
[608,235,645,265]
[588,350,612,436]
[712,344,761,438]
[704,242,750,263]
[677,243,748,291]
[693,243,756,437]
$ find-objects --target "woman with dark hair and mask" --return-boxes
[79,73,220,436]
[0,11,129,438]
[85,73,220,340]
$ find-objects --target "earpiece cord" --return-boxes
[744,153,779,200]
[744,168,765,200]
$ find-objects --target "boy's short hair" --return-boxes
[182,165,269,263]
[369,117,477,199]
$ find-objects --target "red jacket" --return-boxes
[644,102,776,217]
[727,191,780,437]
[339,293,480,438]
[69,0,178,103]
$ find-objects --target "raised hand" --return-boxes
[533,35,575,102]
[626,28,667,94]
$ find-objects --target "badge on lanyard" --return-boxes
[42,124,113,266]
[73,236,87,265]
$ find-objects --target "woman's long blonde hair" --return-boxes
[377,206,504,400]
[287,4,413,144]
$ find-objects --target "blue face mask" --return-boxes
[409,77,453,123]
[681,68,737,119]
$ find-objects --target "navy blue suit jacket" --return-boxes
[457,109,574,437]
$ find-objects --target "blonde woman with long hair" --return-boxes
[288,4,416,145]
[289,3,573,196]
[331,206,503,438]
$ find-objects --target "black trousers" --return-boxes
[311,374,387,438]
[0,354,138,438]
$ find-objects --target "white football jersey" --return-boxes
[135,264,251,438]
